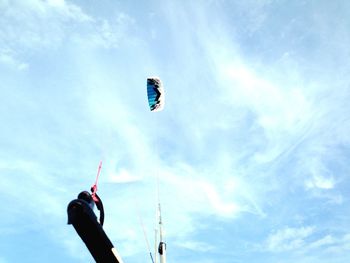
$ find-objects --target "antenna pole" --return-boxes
[154,228,158,263]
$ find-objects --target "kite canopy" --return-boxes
[147,77,164,112]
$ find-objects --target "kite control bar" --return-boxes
[91,160,102,202]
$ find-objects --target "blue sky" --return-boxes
[1,0,350,262]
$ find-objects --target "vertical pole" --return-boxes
[154,228,158,263]
[158,203,166,263]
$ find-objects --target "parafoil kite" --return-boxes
[147,77,164,112]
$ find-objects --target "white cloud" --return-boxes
[308,235,335,249]
[199,181,241,217]
[304,159,336,190]
[264,228,350,256]
[84,14,135,49]
[160,165,248,221]
[108,168,141,184]
[265,226,314,252]
[325,233,350,254]
[222,62,312,135]
[177,240,214,252]
[199,32,315,167]
[0,0,135,68]
[0,49,28,70]
[305,174,335,190]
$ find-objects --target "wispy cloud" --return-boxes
[0,0,90,48]
[107,168,142,184]
[77,13,136,49]
[177,240,214,252]
[264,226,314,252]
[305,174,335,190]
[262,226,350,260]
[0,49,28,70]
[308,235,335,250]
[0,0,135,70]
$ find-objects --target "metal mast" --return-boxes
[157,203,166,263]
